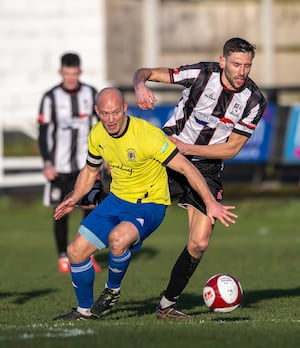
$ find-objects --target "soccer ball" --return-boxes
[203,274,243,313]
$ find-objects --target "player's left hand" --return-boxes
[207,202,237,227]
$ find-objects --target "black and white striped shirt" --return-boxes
[163,62,266,156]
[38,83,97,173]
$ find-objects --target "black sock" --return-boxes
[164,246,200,302]
[54,215,68,255]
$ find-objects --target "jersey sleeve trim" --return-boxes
[162,148,179,166]
[232,128,251,138]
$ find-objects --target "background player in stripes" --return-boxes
[38,52,102,273]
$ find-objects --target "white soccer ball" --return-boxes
[203,274,243,313]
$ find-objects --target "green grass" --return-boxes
[0,194,299,348]
[4,131,40,156]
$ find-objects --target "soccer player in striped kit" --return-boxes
[133,37,267,318]
[38,52,102,273]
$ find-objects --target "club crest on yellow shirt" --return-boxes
[127,149,136,161]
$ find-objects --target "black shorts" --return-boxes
[43,172,80,207]
[167,159,224,214]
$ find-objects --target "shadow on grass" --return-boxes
[101,286,300,320]
[242,287,300,307]
[0,288,56,304]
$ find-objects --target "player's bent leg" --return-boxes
[157,246,199,319]
[90,249,131,317]
[186,206,213,258]
[53,234,99,320]
[108,221,140,256]
[67,232,98,264]
[53,256,97,321]
[91,222,138,317]
[157,208,213,319]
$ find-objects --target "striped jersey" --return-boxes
[163,62,266,158]
[38,83,97,173]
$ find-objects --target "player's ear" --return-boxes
[123,101,128,113]
[219,56,225,69]
[94,104,99,116]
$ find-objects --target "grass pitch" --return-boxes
[0,193,299,348]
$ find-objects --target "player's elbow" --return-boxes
[223,145,243,160]
[223,152,238,160]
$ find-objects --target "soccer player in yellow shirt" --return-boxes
[53,87,237,320]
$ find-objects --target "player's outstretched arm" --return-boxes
[205,202,237,228]
[167,153,237,227]
[168,132,248,160]
[133,67,170,110]
[54,164,99,220]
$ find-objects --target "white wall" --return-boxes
[0,0,106,138]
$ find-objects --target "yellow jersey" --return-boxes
[87,116,178,205]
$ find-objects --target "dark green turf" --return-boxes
[0,195,299,348]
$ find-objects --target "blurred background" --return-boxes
[1,0,300,191]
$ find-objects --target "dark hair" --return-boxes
[60,53,81,67]
[223,38,256,58]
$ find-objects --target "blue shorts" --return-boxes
[79,193,167,251]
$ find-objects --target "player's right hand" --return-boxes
[43,165,57,181]
[135,86,157,110]
[54,197,77,220]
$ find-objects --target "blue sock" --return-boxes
[70,257,95,308]
[107,249,131,290]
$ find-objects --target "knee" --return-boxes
[188,238,210,258]
[67,244,82,264]
[197,239,210,252]
[108,231,124,256]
